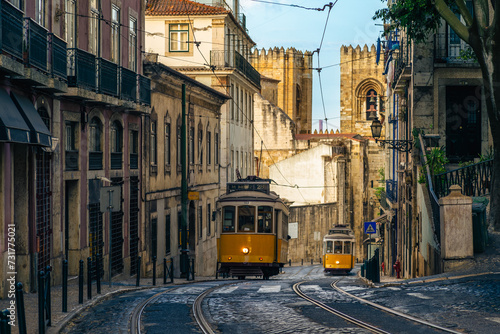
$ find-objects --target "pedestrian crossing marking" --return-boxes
[407,293,432,300]
[486,318,500,324]
[257,285,281,293]
[214,286,239,294]
[300,285,322,291]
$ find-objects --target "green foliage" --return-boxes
[373,0,446,42]
[425,146,448,175]
[479,147,494,162]
[458,47,478,61]
[459,160,474,168]
[418,167,426,184]
[375,186,385,199]
[378,167,385,182]
[412,128,424,150]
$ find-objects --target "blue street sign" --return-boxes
[364,222,377,234]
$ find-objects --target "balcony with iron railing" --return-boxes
[98,58,119,96]
[434,33,479,66]
[139,74,151,105]
[386,179,397,203]
[68,48,97,90]
[390,36,411,90]
[1,0,23,60]
[111,152,122,170]
[120,67,137,101]
[49,33,67,80]
[210,50,260,88]
[24,18,48,72]
[89,151,103,170]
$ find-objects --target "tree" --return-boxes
[375,0,500,231]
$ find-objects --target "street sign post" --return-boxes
[364,222,377,259]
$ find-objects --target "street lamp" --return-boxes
[370,117,412,152]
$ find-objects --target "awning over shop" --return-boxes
[0,88,31,144]
[11,92,52,147]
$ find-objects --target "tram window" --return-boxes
[222,206,235,232]
[326,241,333,253]
[344,241,351,254]
[238,205,255,232]
[334,241,342,254]
[282,213,288,239]
[258,206,273,233]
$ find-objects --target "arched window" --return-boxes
[110,120,122,169]
[366,89,378,120]
[89,117,103,170]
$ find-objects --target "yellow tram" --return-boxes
[216,176,289,279]
[323,225,355,274]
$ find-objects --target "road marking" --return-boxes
[169,287,206,294]
[341,286,366,292]
[486,318,500,324]
[300,285,322,292]
[407,292,432,300]
[387,287,401,291]
[214,286,239,294]
[257,285,281,293]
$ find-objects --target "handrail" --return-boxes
[433,159,492,198]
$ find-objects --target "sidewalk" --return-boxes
[0,273,216,334]
[363,229,500,287]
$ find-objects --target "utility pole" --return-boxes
[180,84,189,276]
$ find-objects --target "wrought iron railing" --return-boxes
[24,18,48,72]
[391,35,411,88]
[65,150,78,171]
[434,33,478,65]
[97,58,118,96]
[433,159,493,199]
[130,153,138,170]
[1,0,23,59]
[386,179,397,203]
[49,33,67,79]
[68,48,97,90]
[210,50,260,88]
[110,152,122,170]
[235,51,260,88]
[419,134,441,242]
[138,75,151,105]
[89,151,103,170]
[120,67,136,101]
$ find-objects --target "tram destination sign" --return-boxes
[227,181,270,194]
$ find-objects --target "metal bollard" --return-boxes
[136,256,141,287]
[153,256,157,286]
[38,270,45,334]
[191,258,195,281]
[319,257,322,264]
[45,266,52,326]
[16,282,26,334]
[301,259,303,266]
[163,258,167,284]
[311,259,313,265]
[96,254,101,294]
[87,257,92,300]
[186,258,191,281]
[79,260,84,304]
[62,260,68,312]
[170,258,174,283]
[289,259,291,267]
[0,309,11,334]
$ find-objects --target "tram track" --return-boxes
[293,281,392,334]
[330,280,463,334]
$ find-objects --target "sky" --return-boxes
[240,0,384,132]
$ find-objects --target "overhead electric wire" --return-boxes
[249,0,335,11]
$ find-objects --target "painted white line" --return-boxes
[407,292,433,300]
[257,285,281,293]
[486,318,500,324]
[299,285,322,291]
[214,286,239,294]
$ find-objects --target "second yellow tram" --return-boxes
[322,225,355,274]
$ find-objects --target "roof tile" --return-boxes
[146,0,230,16]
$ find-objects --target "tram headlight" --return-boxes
[228,256,232,260]
[242,247,249,254]
[335,261,340,264]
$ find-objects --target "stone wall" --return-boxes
[288,203,338,263]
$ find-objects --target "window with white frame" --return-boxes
[65,0,76,48]
[206,131,211,165]
[89,0,99,56]
[35,0,45,26]
[169,23,189,52]
[111,5,120,64]
[151,121,157,166]
[129,16,137,71]
[165,120,171,167]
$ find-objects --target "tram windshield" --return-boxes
[334,241,342,254]
[324,240,353,255]
[238,206,255,232]
[258,206,273,233]
[223,206,235,232]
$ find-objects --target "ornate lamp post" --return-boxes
[370,117,412,153]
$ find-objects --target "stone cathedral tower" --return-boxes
[340,44,386,137]
[251,47,313,134]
